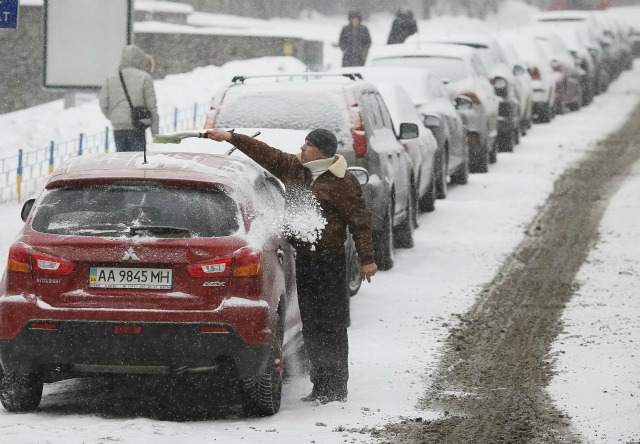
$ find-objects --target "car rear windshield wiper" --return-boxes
[129,226,192,236]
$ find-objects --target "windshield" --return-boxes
[32,183,240,238]
[216,88,348,134]
[369,56,468,83]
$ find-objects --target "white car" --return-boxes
[374,81,438,217]
[335,66,469,200]
[367,43,499,174]
[501,29,557,123]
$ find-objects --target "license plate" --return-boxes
[89,267,173,289]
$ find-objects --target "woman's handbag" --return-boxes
[119,71,152,130]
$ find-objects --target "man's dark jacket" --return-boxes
[228,133,375,265]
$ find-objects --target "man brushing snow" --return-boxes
[207,128,377,403]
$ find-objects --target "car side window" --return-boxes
[374,94,394,130]
[360,92,380,131]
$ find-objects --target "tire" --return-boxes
[419,171,436,213]
[374,203,395,271]
[514,126,520,145]
[450,150,469,186]
[345,232,362,297]
[435,150,448,200]
[394,193,414,249]
[241,314,284,417]
[538,103,552,124]
[0,371,43,413]
[497,129,515,153]
[469,141,489,173]
[489,141,497,164]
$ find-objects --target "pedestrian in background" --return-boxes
[387,9,418,44]
[206,128,378,404]
[339,11,372,67]
[99,45,159,152]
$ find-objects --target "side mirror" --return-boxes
[423,114,442,129]
[399,122,419,140]
[21,198,35,222]
[493,76,508,98]
[454,96,473,110]
[347,167,369,186]
[513,65,525,76]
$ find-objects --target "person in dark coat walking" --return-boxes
[387,9,418,44]
[339,11,372,67]
[206,128,377,404]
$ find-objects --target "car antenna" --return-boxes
[143,137,148,164]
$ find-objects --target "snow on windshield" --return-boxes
[370,56,468,83]
[216,87,349,135]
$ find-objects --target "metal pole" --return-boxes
[17,149,23,202]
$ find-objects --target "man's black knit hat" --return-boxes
[306,128,338,158]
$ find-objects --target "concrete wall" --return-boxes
[0,4,323,115]
[134,32,323,79]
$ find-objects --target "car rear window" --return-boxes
[216,88,348,134]
[369,56,468,83]
[31,183,240,238]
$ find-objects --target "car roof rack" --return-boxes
[231,73,363,83]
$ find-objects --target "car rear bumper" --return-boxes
[0,320,270,377]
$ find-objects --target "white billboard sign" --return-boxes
[44,0,132,89]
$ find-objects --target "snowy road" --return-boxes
[0,59,639,443]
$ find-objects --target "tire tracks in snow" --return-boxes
[380,104,640,444]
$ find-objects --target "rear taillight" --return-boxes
[32,253,75,275]
[5,243,35,295]
[462,92,482,105]
[187,257,232,278]
[233,247,261,277]
[528,67,541,80]
[7,243,31,273]
[204,106,219,129]
[552,61,563,73]
[347,95,367,158]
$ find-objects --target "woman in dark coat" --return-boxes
[339,11,372,67]
[387,9,418,44]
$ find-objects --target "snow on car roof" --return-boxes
[368,42,476,61]
[411,32,499,48]
[46,151,263,191]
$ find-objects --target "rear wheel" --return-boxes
[469,142,489,173]
[419,171,436,213]
[374,203,395,271]
[450,150,469,186]
[497,129,515,153]
[435,150,448,200]
[538,103,552,123]
[0,370,43,413]
[394,193,414,249]
[241,314,284,417]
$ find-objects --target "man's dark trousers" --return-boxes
[296,250,349,397]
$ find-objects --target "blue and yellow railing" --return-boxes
[4,102,209,203]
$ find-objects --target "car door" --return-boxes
[366,91,410,222]
[430,76,464,172]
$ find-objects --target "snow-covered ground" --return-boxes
[1,2,640,443]
[548,166,640,444]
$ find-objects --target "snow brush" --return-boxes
[152,130,211,144]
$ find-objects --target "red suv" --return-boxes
[0,151,300,416]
